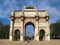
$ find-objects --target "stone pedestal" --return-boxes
[36,35,39,41]
[9,35,13,41]
[20,34,24,41]
[45,33,50,41]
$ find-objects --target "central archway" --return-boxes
[25,22,35,41]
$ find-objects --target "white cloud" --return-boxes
[0,0,20,19]
[26,0,35,6]
[0,0,60,23]
[0,0,35,19]
[37,0,60,23]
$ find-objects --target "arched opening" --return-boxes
[39,29,45,41]
[25,22,35,41]
[14,29,20,41]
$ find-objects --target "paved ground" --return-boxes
[0,39,60,45]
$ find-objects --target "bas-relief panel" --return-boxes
[39,20,46,27]
[14,19,21,27]
[15,19,21,23]
[38,12,47,17]
[15,12,22,17]
[24,12,36,17]
[39,23,46,27]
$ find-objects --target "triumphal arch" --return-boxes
[9,6,50,41]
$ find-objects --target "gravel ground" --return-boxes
[0,39,60,45]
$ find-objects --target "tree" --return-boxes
[50,20,60,39]
[0,20,10,39]
[0,21,3,38]
[2,24,10,39]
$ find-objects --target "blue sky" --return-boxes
[26,25,34,37]
[0,0,60,37]
[0,0,60,24]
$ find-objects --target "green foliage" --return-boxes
[50,20,60,38]
[2,25,10,38]
[0,20,10,39]
[51,21,60,35]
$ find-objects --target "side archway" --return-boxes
[14,29,20,41]
[39,29,45,41]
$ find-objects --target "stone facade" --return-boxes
[9,6,50,41]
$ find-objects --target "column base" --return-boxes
[20,36,24,41]
[45,36,50,41]
[9,35,13,41]
[34,36,39,41]
[36,36,39,41]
